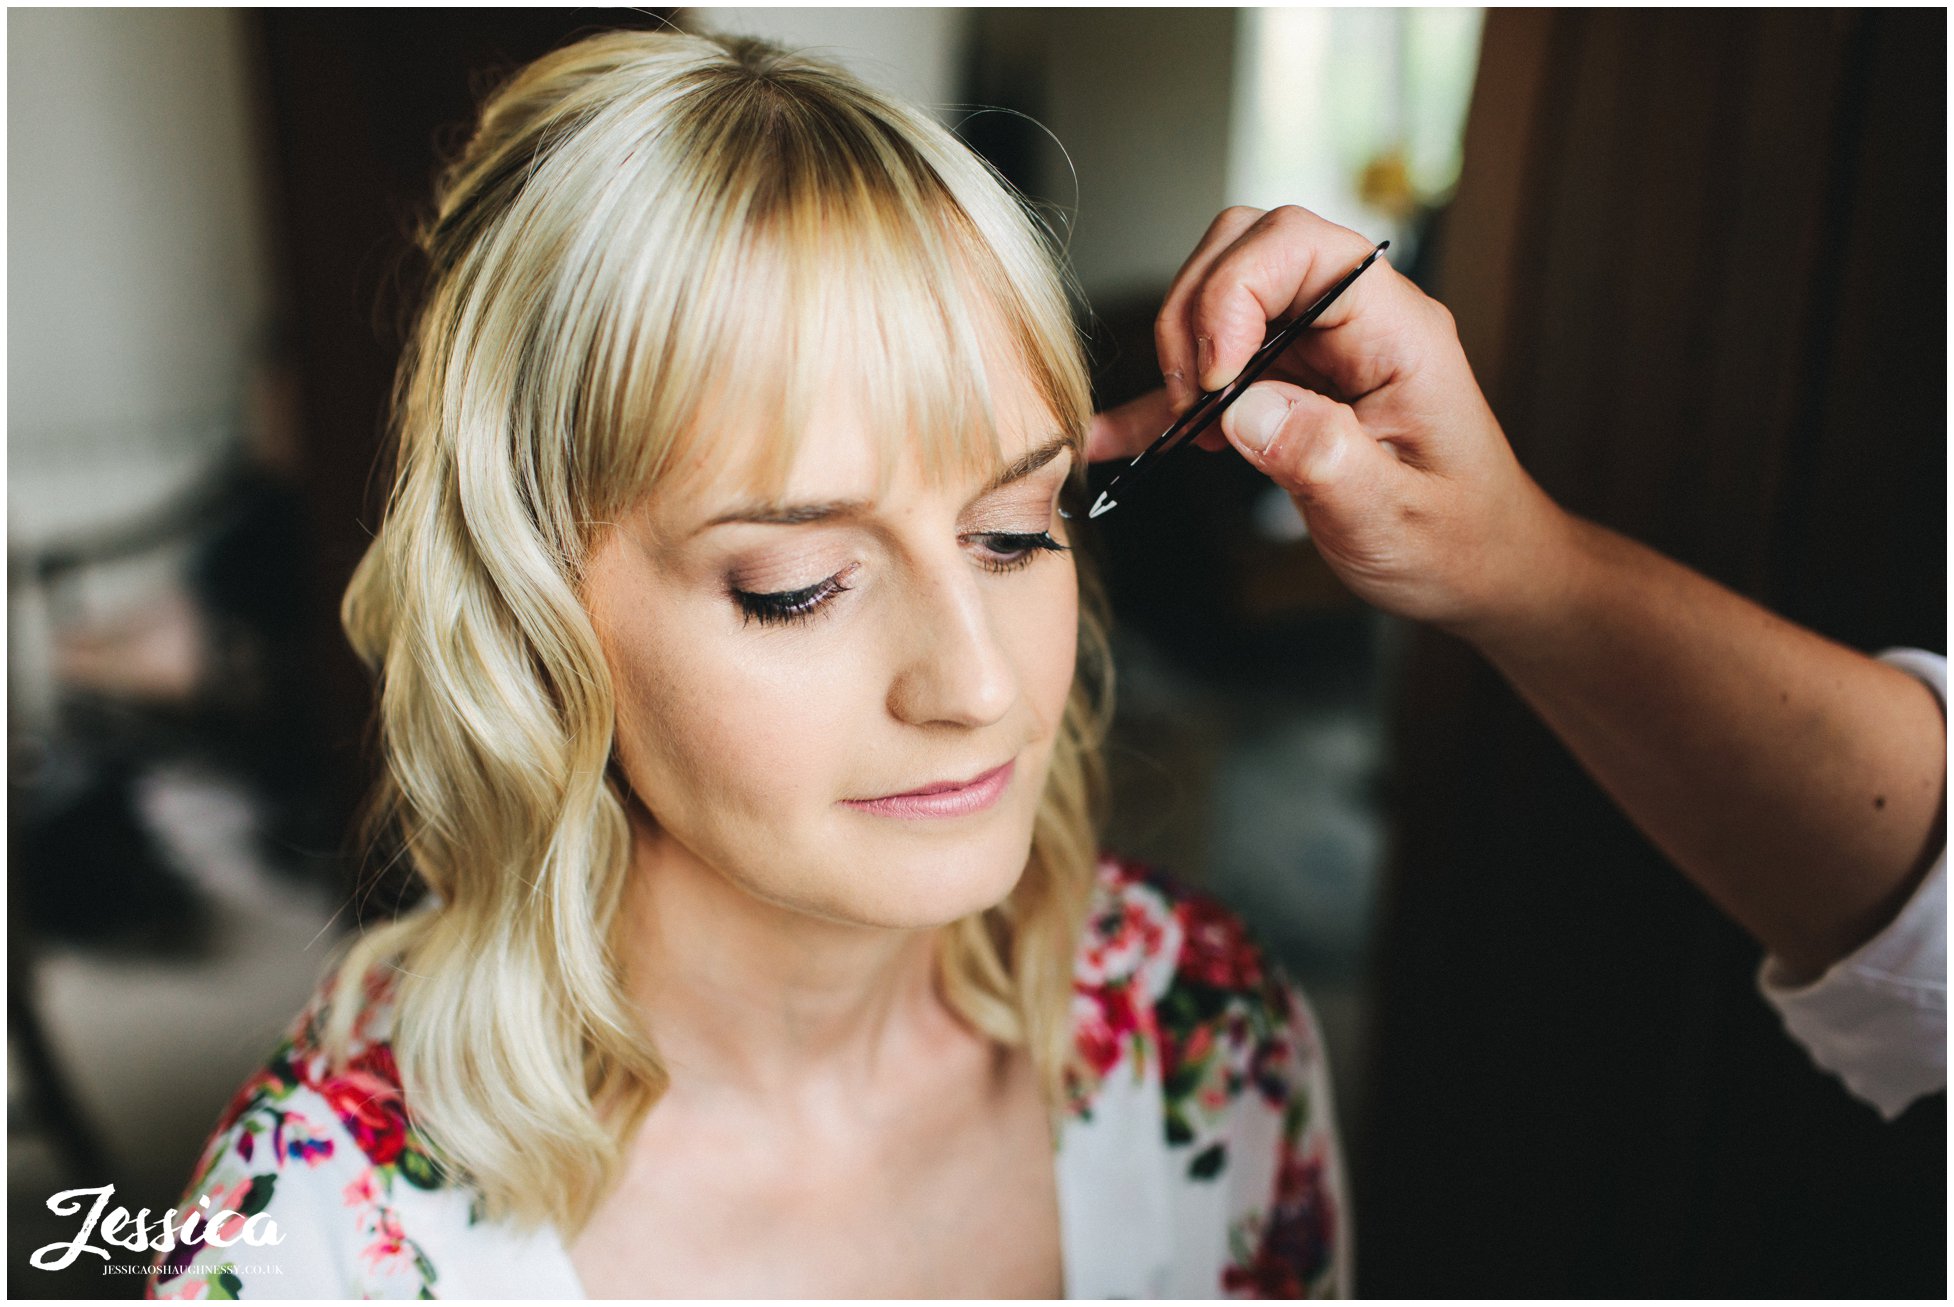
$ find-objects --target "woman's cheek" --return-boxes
[1018,564,1080,736]
[603,623,754,812]
[670,632,869,808]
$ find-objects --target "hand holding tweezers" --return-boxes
[1089,239,1391,519]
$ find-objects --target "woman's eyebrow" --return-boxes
[974,434,1074,500]
[701,498,869,530]
[694,434,1075,535]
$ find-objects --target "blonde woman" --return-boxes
[145,31,1347,1300]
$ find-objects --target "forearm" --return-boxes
[1461,511,1947,980]
[1124,203,1947,981]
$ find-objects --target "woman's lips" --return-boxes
[842,760,1015,819]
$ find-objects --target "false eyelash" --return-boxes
[975,531,1070,573]
[730,532,1069,629]
[732,573,853,628]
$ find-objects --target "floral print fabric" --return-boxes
[145,853,1347,1299]
[146,966,455,1299]
[1062,856,1348,1297]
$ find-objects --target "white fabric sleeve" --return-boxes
[1755,647,1947,1121]
[145,1082,373,1298]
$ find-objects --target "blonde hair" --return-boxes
[320,29,1112,1240]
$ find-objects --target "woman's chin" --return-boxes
[796,823,1038,931]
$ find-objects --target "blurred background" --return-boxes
[7,7,1942,1298]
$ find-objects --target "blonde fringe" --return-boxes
[317,29,1113,1242]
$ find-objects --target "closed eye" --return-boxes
[968,531,1069,574]
[728,532,1068,630]
[730,568,856,628]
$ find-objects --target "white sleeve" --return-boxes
[1755,647,1947,1121]
[146,1082,374,1298]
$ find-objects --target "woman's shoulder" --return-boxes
[1070,852,1324,1122]
[1067,854,1345,1298]
[211,959,420,1174]
[145,960,464,1300]
[1075,851,1299,1010]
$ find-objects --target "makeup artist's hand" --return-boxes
[1086,204,1570,639]
[1091,205,1948,1096]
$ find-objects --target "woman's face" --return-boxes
[582,360,1079,931]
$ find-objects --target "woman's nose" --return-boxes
[886,566,1019,729]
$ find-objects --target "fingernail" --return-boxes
[1228,388,1288,455]
[1163,368,1189,407]
[1195,336,1214,384]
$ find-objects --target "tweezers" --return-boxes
[1088,239,1390,519]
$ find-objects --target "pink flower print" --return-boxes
[359,1207,412,1276]
[1181,1021,1216,1068]
[277,1111,337,1167]
[342,1166,378,1208]
[1161,1018,1227,1117]
[314,1055,407,1166]
[1075,977,1152,1075]
[1073,992,1125,1081]
[1224,1134,1336,1296]
[1076,923,1131,988]
[202,1177,253,1244]
[1078,896,1175,986]
[1176,893,1266,992]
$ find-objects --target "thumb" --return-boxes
[1219,380,1398,515]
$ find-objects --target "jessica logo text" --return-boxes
[30,1184,284,1272]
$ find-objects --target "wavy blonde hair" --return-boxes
[315,29,1113,1240]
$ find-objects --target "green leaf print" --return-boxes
[1180,981,1231,1024]
[214,1268,244,1299]
[1283,1092,1308,1139]
[397,1145,444,1190]
[239,1173,277,1217]
[265,1050,299,1089]
[1163,1057,1206,1102]
[1188,1142,1227,1181]
[1160,985,1201,1029]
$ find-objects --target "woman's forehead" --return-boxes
[647,371,1068,535]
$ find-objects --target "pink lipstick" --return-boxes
[842,760,1015,819]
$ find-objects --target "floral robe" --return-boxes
[145,854,1350,1299]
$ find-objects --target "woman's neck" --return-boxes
[616,807,961,1110]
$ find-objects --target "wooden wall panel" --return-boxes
[1694,12,1851,594]
[250,11,670,910]
[1358,10,1945,1296]
[1778,12,1947,652]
